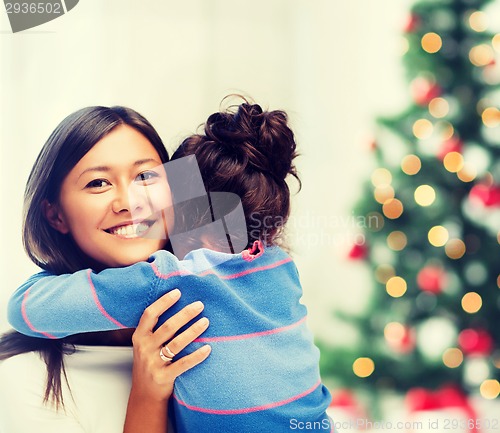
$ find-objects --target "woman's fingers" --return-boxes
[152,300,205,345]
[167,344,212,378]
[135,289,181,337]
[163,316,210,357]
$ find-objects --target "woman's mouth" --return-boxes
[105,221,155,239]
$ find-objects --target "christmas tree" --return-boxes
[320,0,500,409]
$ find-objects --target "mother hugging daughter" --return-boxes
[0,97,332,433]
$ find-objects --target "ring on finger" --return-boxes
[159,344,175,363]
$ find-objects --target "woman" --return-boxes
[0,106,210,433]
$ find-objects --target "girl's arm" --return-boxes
[123,290,211,433]
[7,251,180,339]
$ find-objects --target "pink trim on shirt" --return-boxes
[194,316,307,343]
[241,240,265,262]
[21,288,57,339]
[173,379,322,415]
[86,270,127,329]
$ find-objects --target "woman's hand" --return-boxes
[123,289,211,433]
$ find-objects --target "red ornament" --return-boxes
[329,389,367,421]
[458,328,493,356]
[347,243,367,260]
[437,137,463,161]
[404,14,420,33]
[387,326,416,354]
[330,389,357,408]
[411,77,441,106]
[406,386,478,433]
[469,184,500,207]
[417,266,446,294]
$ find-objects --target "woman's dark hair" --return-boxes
[0,106,169,407]
[171,97,300,249]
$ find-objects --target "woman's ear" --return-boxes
[42,200,69,234]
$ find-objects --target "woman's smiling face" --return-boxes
[50,124,173,269]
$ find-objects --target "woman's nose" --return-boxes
[112,183,152,216]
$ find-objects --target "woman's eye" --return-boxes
[135,171,159,183]
[85,179,110,189]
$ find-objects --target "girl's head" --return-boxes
[24,106,171,274]
[172,98,300,248]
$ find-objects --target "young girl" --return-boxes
[6,100,333,432]
[0,106,211,433]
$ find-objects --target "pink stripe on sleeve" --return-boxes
[150,262,191,280]
[199,257,293,280]
[86,270,127,329]
[173,379,322,415]
[194,316,307,343]
[21,288,57,339]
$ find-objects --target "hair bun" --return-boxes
[205,100,298,182]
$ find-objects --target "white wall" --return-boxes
[0,0,412,338]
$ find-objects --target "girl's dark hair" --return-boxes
[172,97,300,248]
[0,106,169,407]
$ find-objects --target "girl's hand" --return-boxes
[124,289,210,433]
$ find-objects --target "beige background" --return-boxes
[1,0,430,341]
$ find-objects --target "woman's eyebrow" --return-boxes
[77,159,161,180]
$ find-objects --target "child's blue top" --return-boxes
[8,242,332,432]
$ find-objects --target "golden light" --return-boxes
[445,239,466,259]
[469,44,494,67]
[457,164,477,183]
[480,380,500,400]
[428,225,449,247]
[384,322,405,344]
[469,11,488,32]
[421,32,442,53]
[442,348,464,368]
[414,185,436,206]
[375,264,395,284]
[443,151,464,172]
[437,121,454,140]
[353,357,375,378]
[413,119,433,139]
[401,154,421,175]
[374,185,395,204]
[387,231,407,251]
[497,273,500,288]
[462,292,482,314]
[382,198,404,219]
[429,97,449,118]
[386,276,407,298]
[493,34,500,52]
[371,168,392,187]
[482,107,500,128]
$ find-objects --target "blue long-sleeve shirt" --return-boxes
[8,242,332,432]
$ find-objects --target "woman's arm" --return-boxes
[124,290,211,433]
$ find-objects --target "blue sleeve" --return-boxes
[7,253,179,339]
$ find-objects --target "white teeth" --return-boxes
[109,222,151,238]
